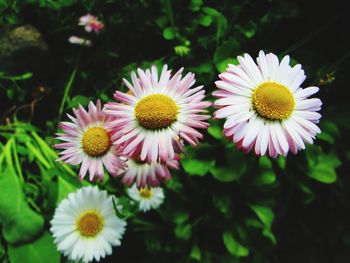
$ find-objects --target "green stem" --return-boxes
[57,60,79,124]
[12,138,24,183]
[164,0,176,30]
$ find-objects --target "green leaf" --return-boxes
[213,39,240,72]
[25,140,51,169]
[250,205,276,244]
[210,147,248,182]
[254,157,276,185]
[207,122,224,140]
[174,45,191,56]
[0,168,44,245]
[238,21,257,38]
[308,164,337,183]
[212,193,231,214]
[163,27,176,40]
[222,231,249,257]
[175,223,192,240]
[202,7,228,43]
[57,173,81,203]
[173,211,189,225]
[305,145,341,183]
[182,158,215,176]
[190,245,201,261]
[198,15,212,27]
[250,205,274,228]
[68,95,90,108]
[8,232,60,263]
[189,0,203,11]
[210,166,240,182]
[318,121,339,144]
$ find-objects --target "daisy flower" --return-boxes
[55,100,126,181]
[50,186,127,263]
[79,14,104,33]
[128,184,165,212]
[104,65,211,163]
[213,51,322,158]
[117,156,180,188]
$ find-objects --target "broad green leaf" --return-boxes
[190,245,201,261]
[198,14,212,27]
[210,147,248,182]
[254,157,276,185]
[250,205,274,230]
[250,205,276,244]
[277,156,286,169]
[175,223,192,240]
[0,168,44,245]
[189,0,203,11]
[308,164,337,183]
[222,231,249,257]
[68,95,90,108]
[305,145,341,183]
[210,166,241,182]
[8,232,60,263]
[207,122,224,140]
[318,121,339,144]
[182,158,215,176]
[163,27,176,40]
[173,211,189,225]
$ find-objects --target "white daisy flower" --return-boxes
[50,186,127,263]
[128,184,165,212]
[213,50,322,158]
[104,65,211,164]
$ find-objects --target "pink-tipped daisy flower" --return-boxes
[55,100,126,181]
[78,14,104,33]
[213,51,322,158]
[104,65,212,163]
[117,156,180,189]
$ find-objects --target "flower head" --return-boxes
[104,65,211,163]
[128,184,165,212]
[68,36,92,46]
[79,14,104,33]
[55,100,126,181]
[117,156,180,188]
[50,186,127,263]
[213,51,322,158]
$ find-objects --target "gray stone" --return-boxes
[0,25,50,75]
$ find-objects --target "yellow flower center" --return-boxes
[252,82,295,121]
[82,127,111,157]
[135,94,178,129]
[76,211,103,237]
[139,188,152,199]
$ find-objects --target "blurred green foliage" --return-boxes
[1,0,349,262]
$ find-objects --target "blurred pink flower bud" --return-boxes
[79,14,104,33]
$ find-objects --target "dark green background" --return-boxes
[1,0,349,262]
